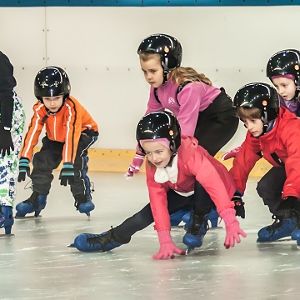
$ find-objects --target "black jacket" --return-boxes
[0,51,16,129]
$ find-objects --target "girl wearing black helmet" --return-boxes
[126,33,238,177]
[15,66,99,218]
[223,49,300,161]
[267,49,300,116]
[72,111,246,259]
[230,82,300,244]
[127,33,239,228]
[0,51,25,235]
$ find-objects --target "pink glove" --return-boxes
[153,230,185,260]
[219,208,247,249]
[125,152,145,177]
[222,146,241,161]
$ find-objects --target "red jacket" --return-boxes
[146,136,235,232]
[21,96,98,163]
[230,107,300,198]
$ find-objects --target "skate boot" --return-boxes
[290,211,300,245]
[182,208,218,229]
[15,192,47,218]
[0,205,14,234]
[291,227,300,245]
[257,215,297,242]
[170,208,190,226]
[74,194,95,216]
[183,211,208,251]
[207,208,219,228]
[72,228,122,252]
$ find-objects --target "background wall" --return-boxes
[0,6,299,151]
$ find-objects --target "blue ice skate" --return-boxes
[182,208,219,229]
[170,208,190,226]
[0,205,14,234]
[72,230,122,252]
[257,217,297,242]
[15,192,47,218]
[291,225,300,245]
[183,212,208,251]
[74,194,95,217]
[207,208,219,228]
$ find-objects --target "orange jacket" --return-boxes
[20,96,98,163]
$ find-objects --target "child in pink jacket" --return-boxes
[72,111,246,259]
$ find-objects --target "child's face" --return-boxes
[272,77,296,101]
[43,95,64,113]
[242,117,264,137]
[140,55,164,88]
[142,141,172,168]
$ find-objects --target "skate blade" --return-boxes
[15,215,42,220]
[257,237,294,244]
[67,243,75,248]
[185,247,196,255]
[0,233,15,238]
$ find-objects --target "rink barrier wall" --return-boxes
[1,0,300,6]
[85,148,271,177]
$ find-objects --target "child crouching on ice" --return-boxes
[73,111,246,259]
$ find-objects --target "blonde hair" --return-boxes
[139,53,212,86]
[237,107,262,120]
[139,52,160,63]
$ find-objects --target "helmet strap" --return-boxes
[161,58,169,84]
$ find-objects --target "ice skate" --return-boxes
[74,194,95,217]
[183,211,208,253]
[0,205,14,235]
[72,229,121,252]
[257,216,297,242]
[15,192,47,218]
[170,208,190,226]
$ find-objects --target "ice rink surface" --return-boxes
[1,172,300,300]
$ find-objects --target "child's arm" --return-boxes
[125,147,145,177]
[0,53,16,157]
[222,146,242,161]
[146,166,185,259]
[20,102,45,160]
[229,135,262,194]
[145,87,164,113]
[219,208,247,249]
[281,122,300,198]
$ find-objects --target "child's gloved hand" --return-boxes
[0,127,14,157]
[18,157,30,182]
[153,230,185,260]
[125,152,144,178]
[222,146,241,161]
[231,192,245,219]
[59,162,75,186]
[219,208,247,249]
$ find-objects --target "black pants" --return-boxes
[193,91,239,210]
[112,182,213,244]
[31,133,97,199]
[112,92,237,243]
[256,166,286,215]
[194,90,239,156]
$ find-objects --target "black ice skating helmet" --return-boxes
[137,34,182,74]
[234,82,280,123]
[34,66,71,102]
[267,49,300,86]
[136,110,181,154]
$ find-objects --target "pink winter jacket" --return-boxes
[146,79,221,137]
[146,136,235,232]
